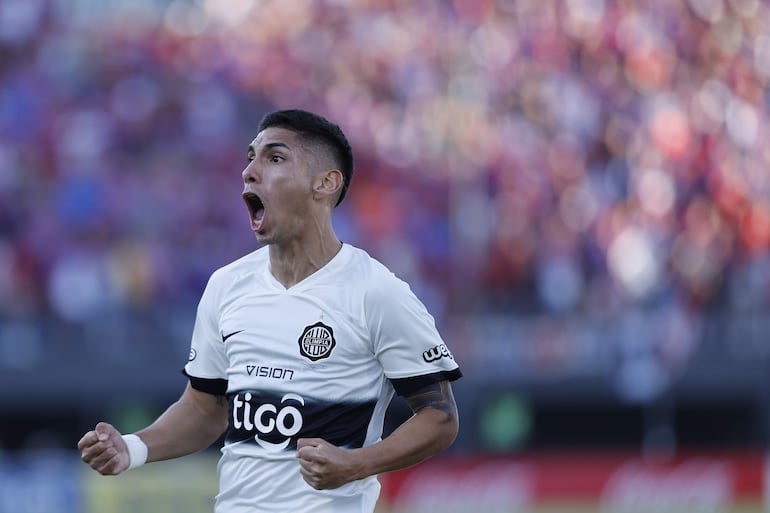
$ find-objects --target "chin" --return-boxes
[253,231,276,245]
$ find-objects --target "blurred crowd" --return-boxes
[1,0,769,391]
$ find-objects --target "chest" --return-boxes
[218,288,373,375]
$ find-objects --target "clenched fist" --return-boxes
[297,438,363,490]
[77,422,130,475]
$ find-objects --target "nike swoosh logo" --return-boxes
[222,330,244,342]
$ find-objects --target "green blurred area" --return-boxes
[81,454,218,513]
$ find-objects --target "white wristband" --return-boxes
[122,434,148,470]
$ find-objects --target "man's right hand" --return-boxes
[77,422,130,475]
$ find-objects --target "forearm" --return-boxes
[353,406,458,479]
[135,386,228,463]
[353,380,459,479]
[296,380,459,490]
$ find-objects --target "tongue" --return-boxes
[253,208,265,229]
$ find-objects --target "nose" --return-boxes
[242,161,260,185]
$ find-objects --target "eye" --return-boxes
[269,154,284,163]
[247,150,255,162]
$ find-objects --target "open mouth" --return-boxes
[243,192,265,229]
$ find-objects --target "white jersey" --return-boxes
[183,243,462,513]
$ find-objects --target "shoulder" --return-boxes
[207,247,268,290]
[342,245,414,303]
[342,244,403,287]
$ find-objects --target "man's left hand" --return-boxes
[297,438,363,490]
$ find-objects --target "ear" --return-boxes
[313,169,343,204]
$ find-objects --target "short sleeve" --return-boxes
[183,271,229,395]
[365,271,462,397]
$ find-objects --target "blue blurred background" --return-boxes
[0,0,769,511]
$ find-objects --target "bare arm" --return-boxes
[137,383,229,462]
[78,383,228,475]
[297,379,458,489]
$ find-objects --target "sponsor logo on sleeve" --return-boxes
[188,348,197,361]
[298,322,336,361]
[422,343,454,363]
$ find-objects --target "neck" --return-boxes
[268,227,342,289]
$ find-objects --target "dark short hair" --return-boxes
[257,109,354,207]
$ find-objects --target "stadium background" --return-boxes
[0,0,769,511]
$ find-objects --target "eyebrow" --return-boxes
[248,141,291,154]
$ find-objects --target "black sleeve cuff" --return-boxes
[182,369,228,395]
[389,368,463,397]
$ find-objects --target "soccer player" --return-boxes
[78,109,462,513]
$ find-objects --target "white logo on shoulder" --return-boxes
[423,344,454,363]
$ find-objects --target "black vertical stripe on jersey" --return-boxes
[225,390,376,450]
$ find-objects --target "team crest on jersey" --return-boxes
[298,322,336,361]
